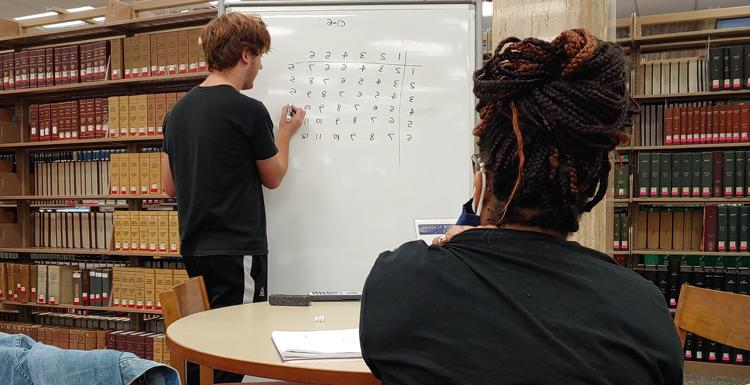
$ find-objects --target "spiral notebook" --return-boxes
[271,328,362,361]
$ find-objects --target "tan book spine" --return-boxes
[144,268,155,310]
[128,96,138,137]
[149,152,161,194]
[139,153,150,195]
[168,211,179,253]
[120,211,131,251]
[128,153,139,195]
[158,212,169,253]
[147,94,156,136]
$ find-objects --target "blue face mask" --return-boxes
[456,156,486,227]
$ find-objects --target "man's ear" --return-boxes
[241,48,251,65]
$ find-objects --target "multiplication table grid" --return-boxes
[287,49,421,149]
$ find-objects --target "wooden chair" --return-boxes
[160,276,305,385]
[674,285,750,379]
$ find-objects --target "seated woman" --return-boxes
[359,29,682,385]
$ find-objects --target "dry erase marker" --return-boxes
[286,103,295,122]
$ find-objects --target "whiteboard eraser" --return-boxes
[269,294,312,306]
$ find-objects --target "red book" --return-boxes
[713,151,724,198]
[71,100,79,139]
[44,48,53,88]
[14,52,23,89]
[40,104,50,141]
[61,47,70,84]
[29,104,39,141]
[95,98,105,138]
[678,108,686,144]
[699,106,707,144]
[79,44,88,82]
[733,104,741,143]
[87,99,95,137]
[664,107,674,145]
[687,107,695,144]
[36,49,46,87]
[28,50,37,89]
[48,104,56,141]
[70,45,79,84]
[742,104,750,142]
[703,205,718,252]
[78,100,87,138]
[719,105,728,143]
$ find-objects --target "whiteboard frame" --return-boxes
[217,0,483,117]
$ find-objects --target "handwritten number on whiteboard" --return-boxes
[302,133,308,139]
[409,96,415,103]
[325,51,332,59]
[319,104,325,113]
[340,77,346,84]
[357,92,363,98]
[334,133,340,141]
[335,117,341,125]
[353,117,358,124]
[304,105,311,111]
[374,91,380,98]
[358,78,364,85]
[315,118,323,125]
[337,104,342,112]
[407,121,413,128]
[378,66,384,72]
[388,117,395,124]
[360,65,366,72]
[354,104,360,111]
[373,105,378,111]
[410,108,415,116]
[393,80,399,87]
[406,133,413,141]
[389,106,396,113]
[289,76,295,82]
[322,91,327,98]
[395,67,401,74]
[380,53,386,60]
[341,64,347,70]
[370,133,375,141]
[388,133,395,140]
[308,77,314,85]
[322,78,330,85]
[342,51,349,59]
[410,82,415,89]
[324,64,331,71]
[306,91,312,98]
[360,52,367,59]
[308,64,315,71]
[370,117,377,123]
[351,133,357,141]
[391,93,398,100]
[339,91,345,97]
[309,51,315,59]
[375,79,382,85]
[288,64,295,70]
[290,88,297,95]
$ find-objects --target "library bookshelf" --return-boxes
[0,0,217,351]
[616,5,750,377]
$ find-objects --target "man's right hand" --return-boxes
[279,105,305,139]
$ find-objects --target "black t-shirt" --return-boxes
[360,228,683,385]
[163,85,278,256]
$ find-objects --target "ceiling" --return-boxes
[2,0,750,21]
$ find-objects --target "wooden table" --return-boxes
[166,301,379,385]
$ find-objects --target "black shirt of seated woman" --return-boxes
[359,29,683,385]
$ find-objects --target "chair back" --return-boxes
[160,276,210,327]
[674,284,750,351]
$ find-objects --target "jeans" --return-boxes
[0,332,180,385]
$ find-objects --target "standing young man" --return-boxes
[161,13,304,383]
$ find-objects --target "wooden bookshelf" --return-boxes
[684,360,750,378]
[0,72,206,100]
[633,89,750,103]
[630,250,750,257]
[0,136,163,150]
[620,142,750,151]
[631,198,750,204]
[0,247,180,257]
[631,26,750,46]
[2,195,170,200]
[0,301,162,315]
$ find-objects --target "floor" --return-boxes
[685,374,750,385]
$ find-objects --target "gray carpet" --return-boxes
[685,374,749,385]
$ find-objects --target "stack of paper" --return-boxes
[271,328,362,361]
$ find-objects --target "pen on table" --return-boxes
[286,103,295,122]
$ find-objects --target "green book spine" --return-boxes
[671,153,681,197]
[680,153,700,197]
[614,212,621,250]
[660,153,672,197]
[701,152,713,197]
[736,151,746,197]
[740,206,749,251]
[729,205,739,251]
[638,153,651,197]
[718,205,729,251]
[691,152,701,197]
[724,151,736,197]
[622,155,630,199]
[746,151,750,196]
[620,211,629,250]
[650,153,661,197]
[615,164,626,198]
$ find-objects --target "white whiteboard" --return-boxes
[230,3,477,294]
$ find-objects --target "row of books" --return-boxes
[614,157,630,198]
[637,57,707,96]
[0,322,172,364]
[32,209,181,253]
[636,151,750,198]
[633,207,703,251]
[31,149,164,197]
[29,99,108,141]
[633,259,749,307]
[664,103,750,144]
[110,150,163,195]
[111,266,190,310]
[0,262,189,309]
[705,204,750,252]
[112,29,207,80]
[684,333,747,365]
[0,263,111,305]
[32,150,115,197]
[613,209,630,251]
[27,92,185,142]
[113,211,181,254]
[709,46,750,91]
[32,212,114,250]
[0,42,108,90]
[33,312,131,331]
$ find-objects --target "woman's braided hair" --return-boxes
[473,29,637,234]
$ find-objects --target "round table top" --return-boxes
[166,301,378,385]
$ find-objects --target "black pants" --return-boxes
[182,255,268,384]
